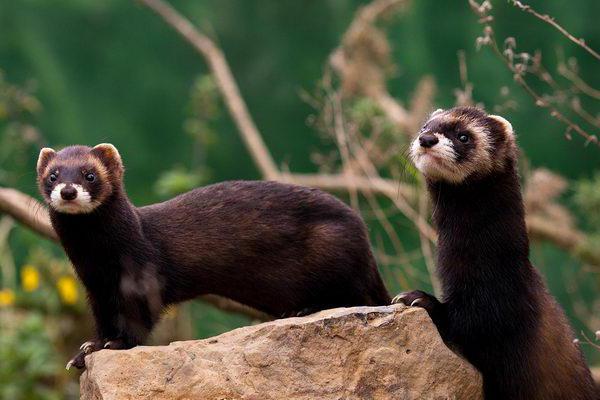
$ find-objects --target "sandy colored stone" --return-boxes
[80,304,482,400]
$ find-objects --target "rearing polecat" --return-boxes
[394,107,596,399]
[37,144,391,370]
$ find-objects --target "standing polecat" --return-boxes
[37,144,390,370]
[394,107,596,399]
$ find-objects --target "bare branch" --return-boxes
[509,1,600,61]
[526,215,584,251]
[0,187,57,241]
[468,1,600,148]
[137,0,279,180]
[515,74,598,146]
[279,173,415,200]
[524,169,600,266]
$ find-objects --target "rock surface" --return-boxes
[80,304,482,400]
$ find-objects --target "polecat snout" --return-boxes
[395,107,596,399]
[37,144,390,370]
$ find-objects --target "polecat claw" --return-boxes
[65,350,87,370]
[392,290,439,314]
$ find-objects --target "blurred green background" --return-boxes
[0,0,599,398]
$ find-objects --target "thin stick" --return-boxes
[558,63,600,100]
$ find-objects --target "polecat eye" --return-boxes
[85,173,96,182]
[49,173,58,183]
[458,133,470,143]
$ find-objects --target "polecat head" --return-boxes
[410,106,517,184]
[37,144,124,214]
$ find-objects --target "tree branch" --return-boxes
[137,0,279,180]
[0,187,57,241]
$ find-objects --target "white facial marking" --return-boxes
[411,110,515,184]
[411,133,467,183]
[50,183,98,214]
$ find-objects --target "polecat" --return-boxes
[394,107,596,399]
[37,144,390,370]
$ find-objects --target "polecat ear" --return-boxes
[488,115,515,137]
[430,108,444,118]
[91,143,124,179]
[37,148,56,175]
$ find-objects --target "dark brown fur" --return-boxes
[38,145,390,369]
[396,107,596,399]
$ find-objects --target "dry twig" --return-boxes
[509,1,600,61]
[468,0,600,147]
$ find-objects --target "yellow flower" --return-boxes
[57,276,78,305]
[0,288,15,307]
[21,265,40,292]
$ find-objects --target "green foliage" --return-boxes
[0,246,87,399]
[153,74,221,198]
[0,313,61,400]
[0,70,43,186]
[154,165,209,198]
[184,75,220,150]
[348,98,382,125]
[572,174,600,268]
[573,173,600,227]
[18,248,85,314]
[0,70,41,120]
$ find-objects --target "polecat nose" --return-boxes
[60,186,78,201]
[419,134,439,148]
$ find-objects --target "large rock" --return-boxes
[80,305,482,400]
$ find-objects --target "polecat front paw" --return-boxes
[392,290,440,314]
[66,339,105,370]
